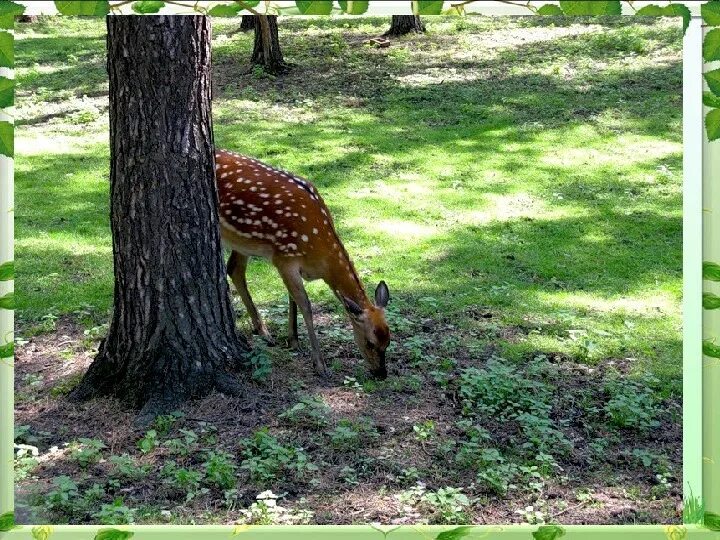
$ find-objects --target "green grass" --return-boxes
[15,16,682,394]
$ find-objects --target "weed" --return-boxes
[137,429,158,454]
[68,438,106,468]
[92,498,136,525]
[109,454,150,480]
[239,428,317,484]
[413,420,435,441]
[604,376,661,431]
[203,450,238,490]
[421,487,470,524]
[278,395,331,429]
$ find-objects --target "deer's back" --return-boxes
[216,150,339,276]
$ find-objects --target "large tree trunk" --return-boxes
[240,15,256,32]
[384,15,425,37]
[70,15,249,422]
[251,15,288,74]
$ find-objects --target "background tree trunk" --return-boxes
[384,15,425,37]
[251,15,288,74]
[240,15,256,32]
[70,15,249,421]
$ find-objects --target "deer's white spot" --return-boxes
[312,228,318,234]
[301,235,308,242]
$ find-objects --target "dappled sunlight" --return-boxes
[457,192,585,225]
[355,218,439,242]
[541,138,681,169]
[534,290,680,317]
[17,236,111,256]
[17,132,108,156]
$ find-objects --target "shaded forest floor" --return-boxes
[14,16,683,525]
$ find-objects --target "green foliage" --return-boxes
[706,109,720,141]
[295,1,333,15]
[94,529,135,540]
[46,475,80,515]
[0,261,12,281]
[338,1,368,15]
[704,1,720,26]
[704,292,720,310]
[152,411,182,436]
[703,339,720,358]
[278,395,331,428]
[0,76,13,109]
[163,428,199,456]
[131,1,164,14]
[136,429,158,454]
[704,261,720,281]
[421,487,470,524]
[203,450,238,490]
[415,0,444,15]
[0,292,12,309]
[109,454,150,480]
[636,4,690,33]
[249,344,272,381]
[68,438,106,468]
[239,428,317,483]
[604,375,661,430]
[0,512,15,531]
[413,420,435,441]
[208,3,243,16]
[537,5,564,16]
[704,91,720,108]
[559,1,621,16]
[0,120,13,156]
[92,498,135,525]
[532,525,566,540]
[0,31,13,68]
[705,29,720,62]
[54,1,109,15]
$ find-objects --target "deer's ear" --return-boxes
[343,297,364,317]
[375,281,390,308]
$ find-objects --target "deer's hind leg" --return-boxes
[227,251,275,345]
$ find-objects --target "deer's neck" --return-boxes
[325,249,370,309]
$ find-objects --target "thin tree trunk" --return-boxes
[251,15,288,74]
[384,15,425,37]
[240,15,256,32]
[69,15,249,422]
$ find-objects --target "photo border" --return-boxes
[0,1,711,538]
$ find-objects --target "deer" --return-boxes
[215,149,391,379]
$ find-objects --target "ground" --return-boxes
[14,15,683,525]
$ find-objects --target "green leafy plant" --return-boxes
[278,395,331,428]
[68,437,106,468]
[239,428,317,483]
[203,450,238,490]
[604,376,661,431]
[137,429,160,454]
[92,498,136,525]
[109,454,151,480]
[420,486,470,524]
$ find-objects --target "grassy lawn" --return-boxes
[14,16,682,525]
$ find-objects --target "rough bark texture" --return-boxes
[251,15,288,74]
[384,15,425,36]
[240,15,256,32]
[69,15,249,421]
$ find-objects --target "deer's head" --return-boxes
[343,281,391,379]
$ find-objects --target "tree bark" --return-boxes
[251,15,288,74]
[69,15,249,422]
[384,15,425,37]
[240,15,256,32]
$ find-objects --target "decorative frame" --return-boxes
[0,1,713,538]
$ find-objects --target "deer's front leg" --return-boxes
[277,265,328,377]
